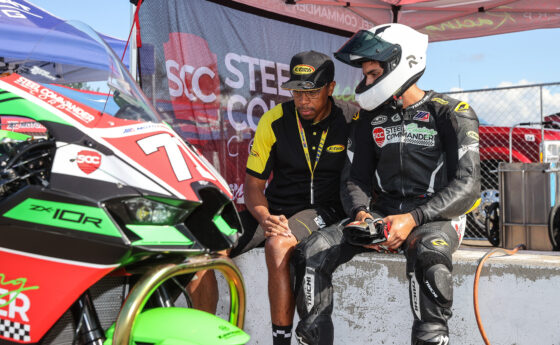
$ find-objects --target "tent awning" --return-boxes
[228,0,560,42]
[0,0,129,70]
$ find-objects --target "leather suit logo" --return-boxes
[373,127,386,147]
[371,115,387,125]
[412,111,430,122]
[303,267,315,312]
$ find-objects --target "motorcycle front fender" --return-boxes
[137,307,249,344]
[109,256,248,345]
[105,307,250,345]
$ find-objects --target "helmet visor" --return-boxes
[334,30,401,67]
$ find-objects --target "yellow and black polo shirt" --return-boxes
[246,99,349,215]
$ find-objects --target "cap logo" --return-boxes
[293,64,315,75]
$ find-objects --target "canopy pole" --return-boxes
[391,5,401,23]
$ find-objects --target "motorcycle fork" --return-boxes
[68,278,183,345]
[133,274,193,309]
[70,291,105,345]
[147,283,174,308]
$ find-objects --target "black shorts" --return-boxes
[230,206,344,258]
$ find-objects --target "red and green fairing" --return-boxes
[0,73,243,343]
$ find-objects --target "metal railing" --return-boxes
[446,82,560,239]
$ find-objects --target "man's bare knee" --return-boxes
[265,235,297,254]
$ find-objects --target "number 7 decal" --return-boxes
[137,133,200,181]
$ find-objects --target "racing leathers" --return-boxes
[292,91,481,344]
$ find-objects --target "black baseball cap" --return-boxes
[281,50,334,91]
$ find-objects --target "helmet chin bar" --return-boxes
[394,69,425,100]
[355,69,425,111]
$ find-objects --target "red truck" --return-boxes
[470,114,560,238]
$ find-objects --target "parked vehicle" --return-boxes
[0,22,249,344]
[470,118,560,239]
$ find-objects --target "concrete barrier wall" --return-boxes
[217,247,560,345]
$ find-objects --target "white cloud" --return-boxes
[497,79,533,88]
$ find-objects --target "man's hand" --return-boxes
[382,213,416,250]
[244,174,292,238]
[355,210,373,222]
[363,213,416,251]
[262,214,292,238]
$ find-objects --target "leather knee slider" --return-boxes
[409,234,454,308]
[422,264,453,307]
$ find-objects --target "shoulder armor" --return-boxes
[431,93,477,120]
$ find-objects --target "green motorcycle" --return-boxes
[0,21,249,344]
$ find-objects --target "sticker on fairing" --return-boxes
[0,273,38,342]
[77,150,101,174]
[3,199,121,237]
[7,74,98,124]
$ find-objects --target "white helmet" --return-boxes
[335,23,428,111]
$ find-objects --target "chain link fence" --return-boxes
[446,82,560,239]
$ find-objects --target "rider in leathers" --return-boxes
[291,24,481,345]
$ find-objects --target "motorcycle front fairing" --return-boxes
[0,21,245,344]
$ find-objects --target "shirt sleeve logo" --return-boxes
[326,144,345,153]
[249,149,260,157]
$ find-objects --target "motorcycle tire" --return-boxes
[485,202,500,247]
[548,205,560,251]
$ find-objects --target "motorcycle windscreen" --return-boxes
[0,73,231,202]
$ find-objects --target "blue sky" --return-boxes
[30,0,560,93]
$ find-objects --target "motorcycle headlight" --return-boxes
[124,197,189,225]
[107,197,194,225]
